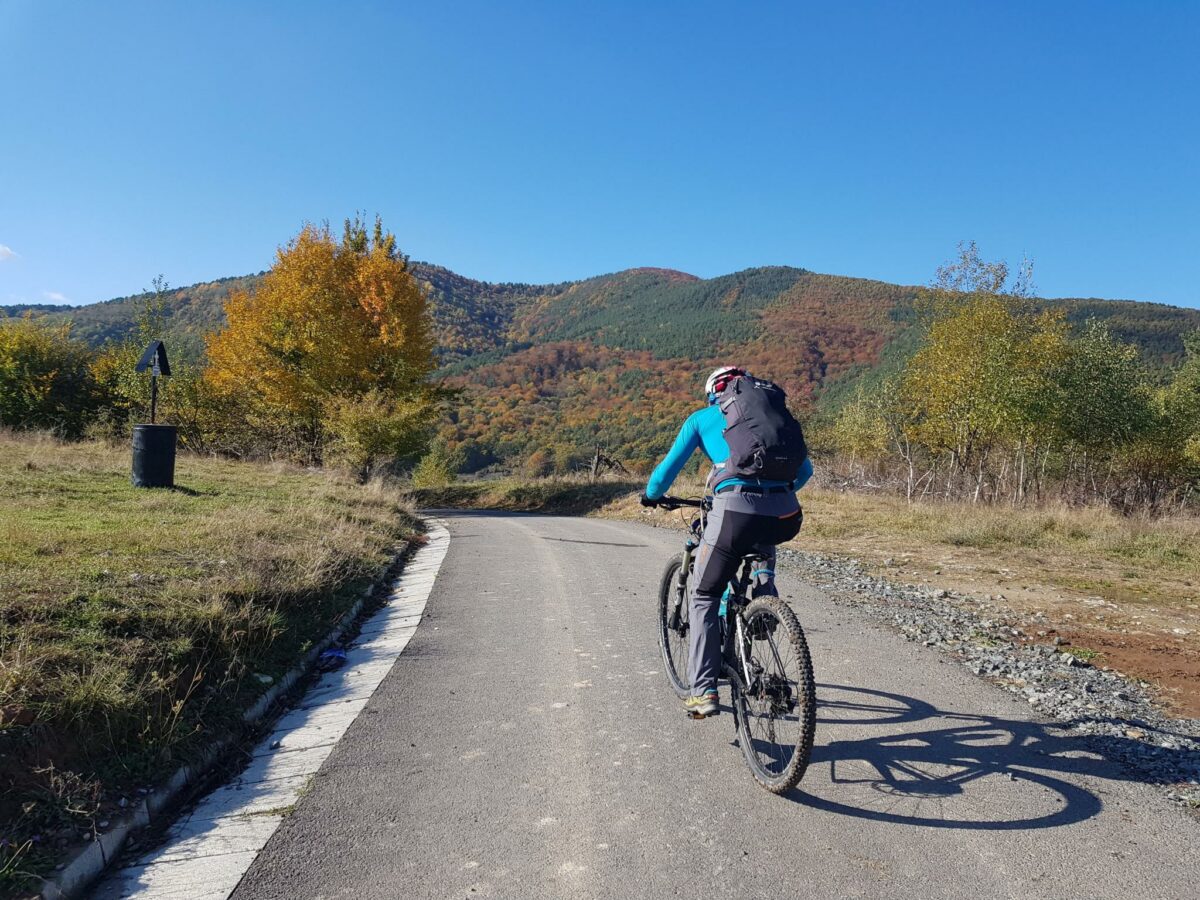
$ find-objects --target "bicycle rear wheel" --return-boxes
[657,557,691,698]
[732,596,816,794]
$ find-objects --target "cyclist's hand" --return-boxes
[639,493,658,508]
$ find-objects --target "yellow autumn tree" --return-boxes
[901,293,1070,501]
[204,217,436,470]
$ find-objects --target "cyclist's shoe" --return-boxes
[684,689,720,719]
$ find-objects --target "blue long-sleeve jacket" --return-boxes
[646,404,814,499]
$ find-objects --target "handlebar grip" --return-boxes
[656,495,708,510]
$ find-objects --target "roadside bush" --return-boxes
[89,340,213,444]
[825,244,1200,514]
[411,441,461,488]
[522,448,553,479]
[455,438,499,473]
[322,389,434,481]
[0,317,107,437]
[551,442,584,475]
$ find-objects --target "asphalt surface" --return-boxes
[230,512,1197,900]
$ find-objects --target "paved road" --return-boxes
[231,512,1196,900]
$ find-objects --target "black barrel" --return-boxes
[131,424,177,488]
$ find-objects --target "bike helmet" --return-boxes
[705,365,746,397]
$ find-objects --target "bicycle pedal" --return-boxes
[687,709,719,719]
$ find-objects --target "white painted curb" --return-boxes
[41,520,450,900]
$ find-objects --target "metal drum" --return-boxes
[131,424,177,488]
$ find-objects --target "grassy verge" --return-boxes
[405,478,639,515]
[603,482,1200,716]
[0,433,419,891]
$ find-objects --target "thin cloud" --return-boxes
[42,290,69,303]
[0,244,16,262]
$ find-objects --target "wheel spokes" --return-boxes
[741,610,806,777]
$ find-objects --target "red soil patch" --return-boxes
[1058,626,1200,718]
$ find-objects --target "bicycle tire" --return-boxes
[657,557,691,698]
[732,596,816,794]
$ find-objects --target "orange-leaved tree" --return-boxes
[204,216,437,470]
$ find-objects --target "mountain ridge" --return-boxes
[6,261,1196,365]
[7,260,1199,468]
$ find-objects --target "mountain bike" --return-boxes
[654,495,816,794]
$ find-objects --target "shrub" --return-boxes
[322,390,434,480]
[0,317,106,437]
[522,448,553,479]
[411,441,461,488]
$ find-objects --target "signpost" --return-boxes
[131,341,177,488]
[135,340,171,422]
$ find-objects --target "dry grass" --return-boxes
[795,488,1199,610]
[0,433,418,889]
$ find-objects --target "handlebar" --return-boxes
[653,495,710,511]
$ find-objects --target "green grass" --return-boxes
[0,433,418,890]
[1062,646,1101,664]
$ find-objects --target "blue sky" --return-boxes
[1,1,1197,308]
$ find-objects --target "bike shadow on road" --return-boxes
[783,683,1188,830]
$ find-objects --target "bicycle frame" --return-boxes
[720,557,768,696]
[666,499,764,698]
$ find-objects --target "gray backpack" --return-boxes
[716,376,808,485]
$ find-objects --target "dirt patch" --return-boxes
[839,553,1200,719]
[839,551,1200,720]
[1051,627,1200,718]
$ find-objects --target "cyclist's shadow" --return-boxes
[785,683,1186,830]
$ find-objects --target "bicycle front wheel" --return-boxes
[657,557,691,698]
[732,596,816,794]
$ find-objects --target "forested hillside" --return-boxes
[16,274,264,359]
[1048,298,1200,371]
[0,303,73,318]
[16,260,1200,472]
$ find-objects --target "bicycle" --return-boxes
[654,495,816,793]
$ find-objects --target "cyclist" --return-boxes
[641,365,813,718]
